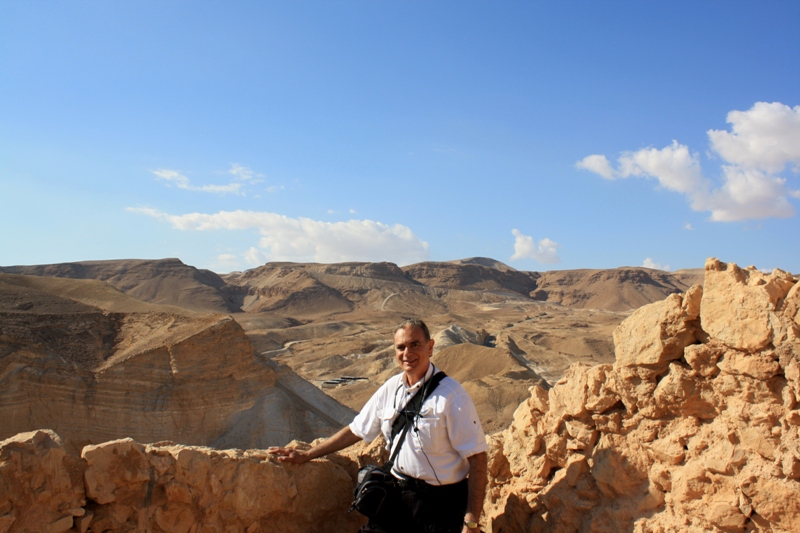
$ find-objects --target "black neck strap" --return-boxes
[384,370,447,471]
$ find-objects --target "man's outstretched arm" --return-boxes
[463,451,488,532]
[267,425,363,464]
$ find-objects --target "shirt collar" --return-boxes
[402,362,435,391]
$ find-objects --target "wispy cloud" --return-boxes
[126,208,429,266]
[152,164,268,195]
[576,102,800,222]
[643,258,670,271]
[509,229,561,264]
[210,253,241,273]
[227,163,262,182]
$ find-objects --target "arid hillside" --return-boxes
[0,259,238,313]
[2,258,797,533]
[0,257,707,441]
[0,273,353,453]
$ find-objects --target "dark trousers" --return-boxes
[359,477,468,533]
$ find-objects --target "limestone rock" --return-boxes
[484,258,800,533]
[1,432,365,533]
[701,258,795,351]
[0,430,85,533]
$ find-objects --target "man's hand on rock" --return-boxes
[267,446,311,464]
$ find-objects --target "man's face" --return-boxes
[394,325,434,384]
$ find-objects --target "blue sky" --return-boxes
[2,1,799,274]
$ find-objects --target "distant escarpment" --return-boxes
[532,266,703,312]
[0,258,238,313]
[2,257,704,315]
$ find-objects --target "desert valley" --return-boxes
[1,257,798,533]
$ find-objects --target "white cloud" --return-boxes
[210,253,241,273]
[684,223,694,230]
[616,141,708,197]
[510,229,561,264]
[227,163,260,181]
[152,169,191,188]
[127,208,430,265]
[708,102,800,173]
[575,154,615,179]
[643,258,670,271]
[243,247,268,266]
[152,164,270,195]
[707,166,795,221]
[576,102,800,222]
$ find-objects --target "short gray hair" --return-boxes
[394,318,431,341]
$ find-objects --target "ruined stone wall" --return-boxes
[0,430,368,533]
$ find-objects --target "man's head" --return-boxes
[393,319,434,385]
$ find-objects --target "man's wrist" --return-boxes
[464,513,479,530]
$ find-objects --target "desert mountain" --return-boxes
[0,258,238,313]
[0,273,354,453]
[3,258,798,533]
[532,266,703,312]
[0,257,700,444]
[3,257,702,315]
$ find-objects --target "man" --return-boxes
[268,318,488,533]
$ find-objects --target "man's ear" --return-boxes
[427,338,435,352]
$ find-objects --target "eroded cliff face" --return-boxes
[485,258,800,532]
[0,308,280,452]
[0,274,349,453]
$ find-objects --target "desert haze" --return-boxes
[1,257,798,533]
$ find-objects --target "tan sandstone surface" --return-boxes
[1,258,798,533]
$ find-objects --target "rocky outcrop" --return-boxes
[0,430,366,533]
[485,258,800,532]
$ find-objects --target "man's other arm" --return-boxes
[267,425,362,464]
[463,451,488,532]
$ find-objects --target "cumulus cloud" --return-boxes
[126,208,430,265]
[575,154,615,179]
[643,258,670,271]
[708,102,800,173]
[576,102,800,221]
[510,229,561,264]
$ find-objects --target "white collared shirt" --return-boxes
[349,364,488,485]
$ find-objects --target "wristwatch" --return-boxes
[464,519,478,530]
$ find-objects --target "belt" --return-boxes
[395,475,467,496]
[396,475,432,491]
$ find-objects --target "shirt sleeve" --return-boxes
[444,386,489,459]
[349,379,392,443]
